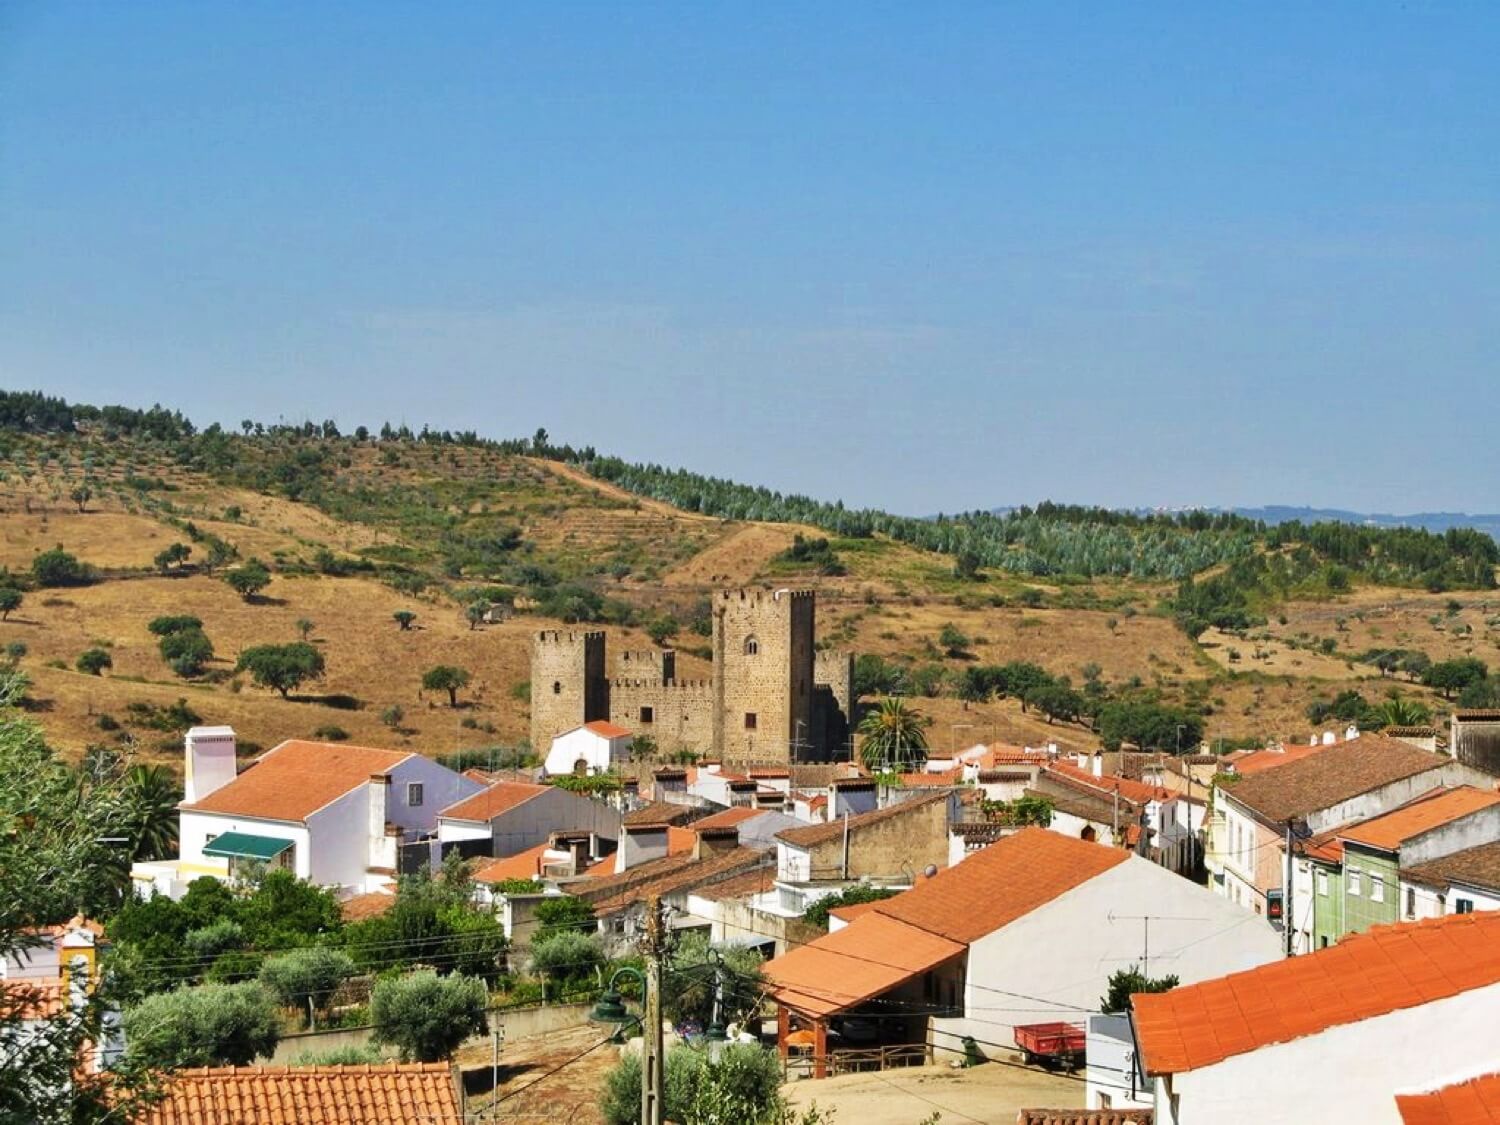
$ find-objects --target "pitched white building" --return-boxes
[131,729,483,900]
[542,720,633,777]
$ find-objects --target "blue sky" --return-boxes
[2,4,1496,515]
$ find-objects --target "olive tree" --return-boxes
[370,971,488,1062]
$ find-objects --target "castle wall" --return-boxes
[609,679,715,756]
[813,650,856,762]
[712,588,814,766]
[529,631,607,751]
[613,649,675,683]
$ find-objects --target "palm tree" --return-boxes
[857,698,930,772]
[119,763,182,862]
[1374,697,1432,728]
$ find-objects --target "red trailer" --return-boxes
[1013,1022,1086,1070]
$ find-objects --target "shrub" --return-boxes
[312,725,349,742]
[370,971,488,1062]
[148,615,203,637]
[31,547,89,587]
[160,627,214,678]
[533,896,595,941]
[528,931,604,990]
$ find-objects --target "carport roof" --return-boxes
[764,912,964,1019]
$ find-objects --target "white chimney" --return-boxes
[368,774,391,866]
[1091,753,1103,778]
[1322,730,1337,746]
[615,825,669,873]
[1345,725,1360,741]
[184,726,237,803]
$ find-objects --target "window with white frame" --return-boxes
[1370,875,1385,903]
[1316,869,1329,897]
[1347,868,1362,896]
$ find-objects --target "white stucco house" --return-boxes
[543,720,634,777]
[764,828,1281,1076]
[130,729,484,900]
[436,779,622,858]
[1132,911,1500,1124]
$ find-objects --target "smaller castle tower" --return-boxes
[530,630,607,752]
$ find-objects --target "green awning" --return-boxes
[203,832,294,861]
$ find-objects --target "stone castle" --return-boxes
[530,587,854,766]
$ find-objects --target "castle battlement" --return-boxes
[718,586,815,605]
[535,629,606,645]
[610,678,713,693]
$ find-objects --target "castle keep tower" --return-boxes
[529,631,607,752]
[712,588,815,766]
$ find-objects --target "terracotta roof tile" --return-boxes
[1397,1072,1500,1125]
[1044,762,1172,804]
[1339,787,1500,852]
[1223,736,1446,825]
[765,912,965,1017]
[623,801,697,827]
[873,827,1128,944]
[1228,742,1333,775]
[1133,912,1500,1076]
[139,1063,461,1124]
[181,740,410,824]
[339,892,396,921]
[776,791,951,848]
[828,899,892,924]
[472,844,554,884]
[691,806,763,831]
[583,720,633,738]
[439,780,552,822]
[582,848,769,915]
[1403,840,1500,895]
[691,866,776,901]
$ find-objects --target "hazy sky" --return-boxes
[2,4,1497,515]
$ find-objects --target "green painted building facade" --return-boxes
[1310,844,1403,947]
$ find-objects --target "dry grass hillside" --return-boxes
[2,431,1494,766]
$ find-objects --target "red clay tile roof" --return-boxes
[439,780,551,822]
[1017,1112,1153,1125]
[872,827,1128,945]
[691,865,776,902]
[829,899,893,924]
[1227,742,1332,775]
[776,791,951,848]
[181,740,410,823]
[583,720,632,738]
[1223,736,1446,825]
[582,848,769,915]
[1044,761,1172,804]
[692,806,763,831]
[472,844,554,884]
[139,1063,461,1124]
[5,979,67,1019]
[765,912,965,1017]
[1133,912,1500,1076]
[339,892,395,921]
[1397,1073,1500,1125]
[623,801,697,827]
[1339,787,1500,851]
[1402,840,1500,894]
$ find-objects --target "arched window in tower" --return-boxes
[552,681,562,695]
[744,636,759,656]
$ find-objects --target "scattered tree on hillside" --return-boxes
[0,588,20,621]
[1423,658,1488,700]
[159,626,214,679]
[236,642,326,699]
[394,610,417,631]
[70,484,91,513]
[465,601,489,631]
[295,618,315,642]
[422,665,471,707]
[153,543,191,574]
[75,648,112,676]
[224,559,272,601]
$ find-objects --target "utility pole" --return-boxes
[1284,819,1296,958]
[641,896,667,1125]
